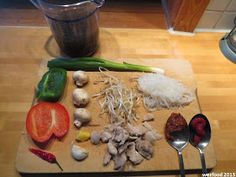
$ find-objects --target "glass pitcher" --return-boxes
[31,0,105,57]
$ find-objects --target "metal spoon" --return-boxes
[189,113,211,175]
[165,114,190,177]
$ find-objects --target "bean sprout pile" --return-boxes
[93,68,140,124]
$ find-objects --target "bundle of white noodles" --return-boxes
[138,73,195,111]
[94,68,140,123]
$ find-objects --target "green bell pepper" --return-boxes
[36,68,67,102]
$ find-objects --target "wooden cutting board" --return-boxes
[15,59,216,175]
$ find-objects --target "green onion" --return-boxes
[47,57,164,73]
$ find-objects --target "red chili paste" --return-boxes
[165,113,187,141]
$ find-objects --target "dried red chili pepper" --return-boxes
[29,147,63,171]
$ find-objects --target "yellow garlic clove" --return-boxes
[76,131,90,142]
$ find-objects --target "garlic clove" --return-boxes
[90,131,101,145]
[76,131,91,142]
[71,144,88,161]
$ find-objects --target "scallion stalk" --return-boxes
[47,57,164,73]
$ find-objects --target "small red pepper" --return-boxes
[29,147,63,171]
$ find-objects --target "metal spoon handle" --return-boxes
[199,149,207,174]
[178,150,185,177]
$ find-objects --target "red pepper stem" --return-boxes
[55,160,63,171]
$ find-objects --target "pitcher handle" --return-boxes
[93,0,105,8]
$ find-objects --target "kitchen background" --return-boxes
[0,0,235,31]
[197,0,236,30]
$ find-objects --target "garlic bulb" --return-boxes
[73,70,89,87]
[71,144,88,161]
[72,88,90,107]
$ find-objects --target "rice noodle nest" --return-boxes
[137,73,195,111]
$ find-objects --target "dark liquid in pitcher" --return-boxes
[45,0,99,57]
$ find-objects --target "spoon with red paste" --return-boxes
[189,114,211,175]
[165,113,189,177]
